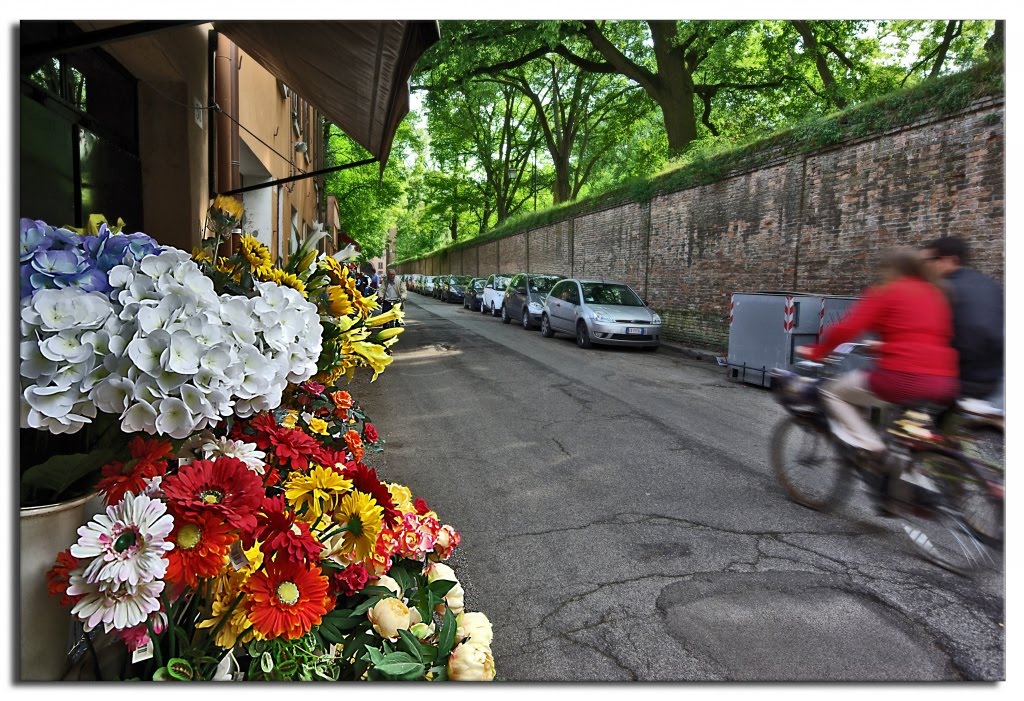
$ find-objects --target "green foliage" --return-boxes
[396,57,1003,267]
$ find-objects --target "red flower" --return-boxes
[331,562,369,597]
[268,427,322,471]
[162,457,264,532]
[47,549,82,606]
[362,423,380,444]
[164,510,235,587]
[244,559,330,640]
[413,497,431,516]
[314,446,354,472]
[248,496,322,565]
[232,413,280,450]
[300,380,326,395]
[95,436,173,505]
[342,462,399,527]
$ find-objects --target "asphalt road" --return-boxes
[349,292,1005,681]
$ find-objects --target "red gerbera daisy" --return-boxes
[244,558,330,640]
[47,548,82,606]
[162,457,264,532]
[164,510,235,587]
[315,446,355,473]
[268,427,322,471]
[247,495,322,565]
[342,462,399,527]
[95,435,173,505]
[231,413,279,450]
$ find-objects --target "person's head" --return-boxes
[880,247,930,283]
[386,268,396,280]
[921,235,968,278]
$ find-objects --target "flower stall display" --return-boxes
[24,199,493,681]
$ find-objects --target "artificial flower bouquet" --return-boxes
[47,402,494,681]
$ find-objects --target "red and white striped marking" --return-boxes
[819,297,826,334]
[783,296,795,332]
[729,294,736,326]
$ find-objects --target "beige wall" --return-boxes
[237,51,322,263]
[77,22,211,250]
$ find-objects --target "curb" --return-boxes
[657,341,725,364]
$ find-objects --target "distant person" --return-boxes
[920,236,1004,400]
[377,268,407,314]
[358,262,379,297]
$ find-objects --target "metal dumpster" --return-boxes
[726,292,859,387]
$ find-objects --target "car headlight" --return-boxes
[592,309,613,323]
[527,302,543,313]
[651,313,662,325]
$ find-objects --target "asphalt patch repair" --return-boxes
[656,570,958,681]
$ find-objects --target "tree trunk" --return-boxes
[660,88,699,156]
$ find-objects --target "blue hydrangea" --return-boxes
[19,218,163,299]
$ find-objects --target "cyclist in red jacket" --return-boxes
[796,249,959,465]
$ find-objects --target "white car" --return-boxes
[422,276,437,295]
[482,273,513,316]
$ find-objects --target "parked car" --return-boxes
[501,272,564,329]
[540,278,661,349]
[441,275,474,303]
[433,274,450,299]
[405,274,417,292]
[482,273,513,316]
[464,278,486,311]
[422,276,437,295]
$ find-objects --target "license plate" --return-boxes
[626,327,644,335]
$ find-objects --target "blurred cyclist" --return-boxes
[795,249,959,476]
[920,236,1004,402]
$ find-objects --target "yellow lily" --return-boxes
[371,327,404,342]
[365,304,405,327]
[350,340,394,381]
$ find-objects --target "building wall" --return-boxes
[399,98,1005,351]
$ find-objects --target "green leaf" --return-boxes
[353,595,385,616]
[359,585,398,598]
[20,450,114,502]
[428,579,456,598]
[373,652,425,677]
[364,645,386,666]
[397,629,423,662]
[436,607,457,659]
[260,651,274,674]
[429,664,448,681]
[343,631,373,661]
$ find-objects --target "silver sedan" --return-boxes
[540,278,662,349]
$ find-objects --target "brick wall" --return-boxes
[400,98,1004,351]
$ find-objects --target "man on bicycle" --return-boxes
[920,236,1004,403]
[377,268,407,315]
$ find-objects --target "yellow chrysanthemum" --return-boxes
[326,285,356,317]
[239,234,273,277]
[266,268,308,298]
[308,417,329,436]
[284,464,353,522]
[318,255,346,284]
[192,246,214,265]
[280,410,299,429]
[332,490,384,563]
[195,578,256,649]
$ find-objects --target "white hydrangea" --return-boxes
[20,248,323,438]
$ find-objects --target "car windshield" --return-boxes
[494,276,510,290]
[529,276,561,294]
[581,282,644,307]
[472,280,485,290]
[452,276,473,285]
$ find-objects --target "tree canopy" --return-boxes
[320,19,1000,263]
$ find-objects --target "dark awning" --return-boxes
[215,20,439,168]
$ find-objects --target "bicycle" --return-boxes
[768,343,1004,575]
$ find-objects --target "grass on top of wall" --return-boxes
[395,59,1003,267]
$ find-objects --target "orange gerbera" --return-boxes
[243,559,330,640]
[343,430,365,462]
[164,510,235,587]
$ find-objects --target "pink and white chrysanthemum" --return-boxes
[67,573,165,632]
[71,492,174,587]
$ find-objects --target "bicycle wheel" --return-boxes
[899,451,1003,574]
[770,416,852,510]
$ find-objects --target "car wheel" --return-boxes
[540,314,555,338]
[576,320,593,349]
[501,304,511,324]
[490,302,496,317]
[521,308,531,330]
